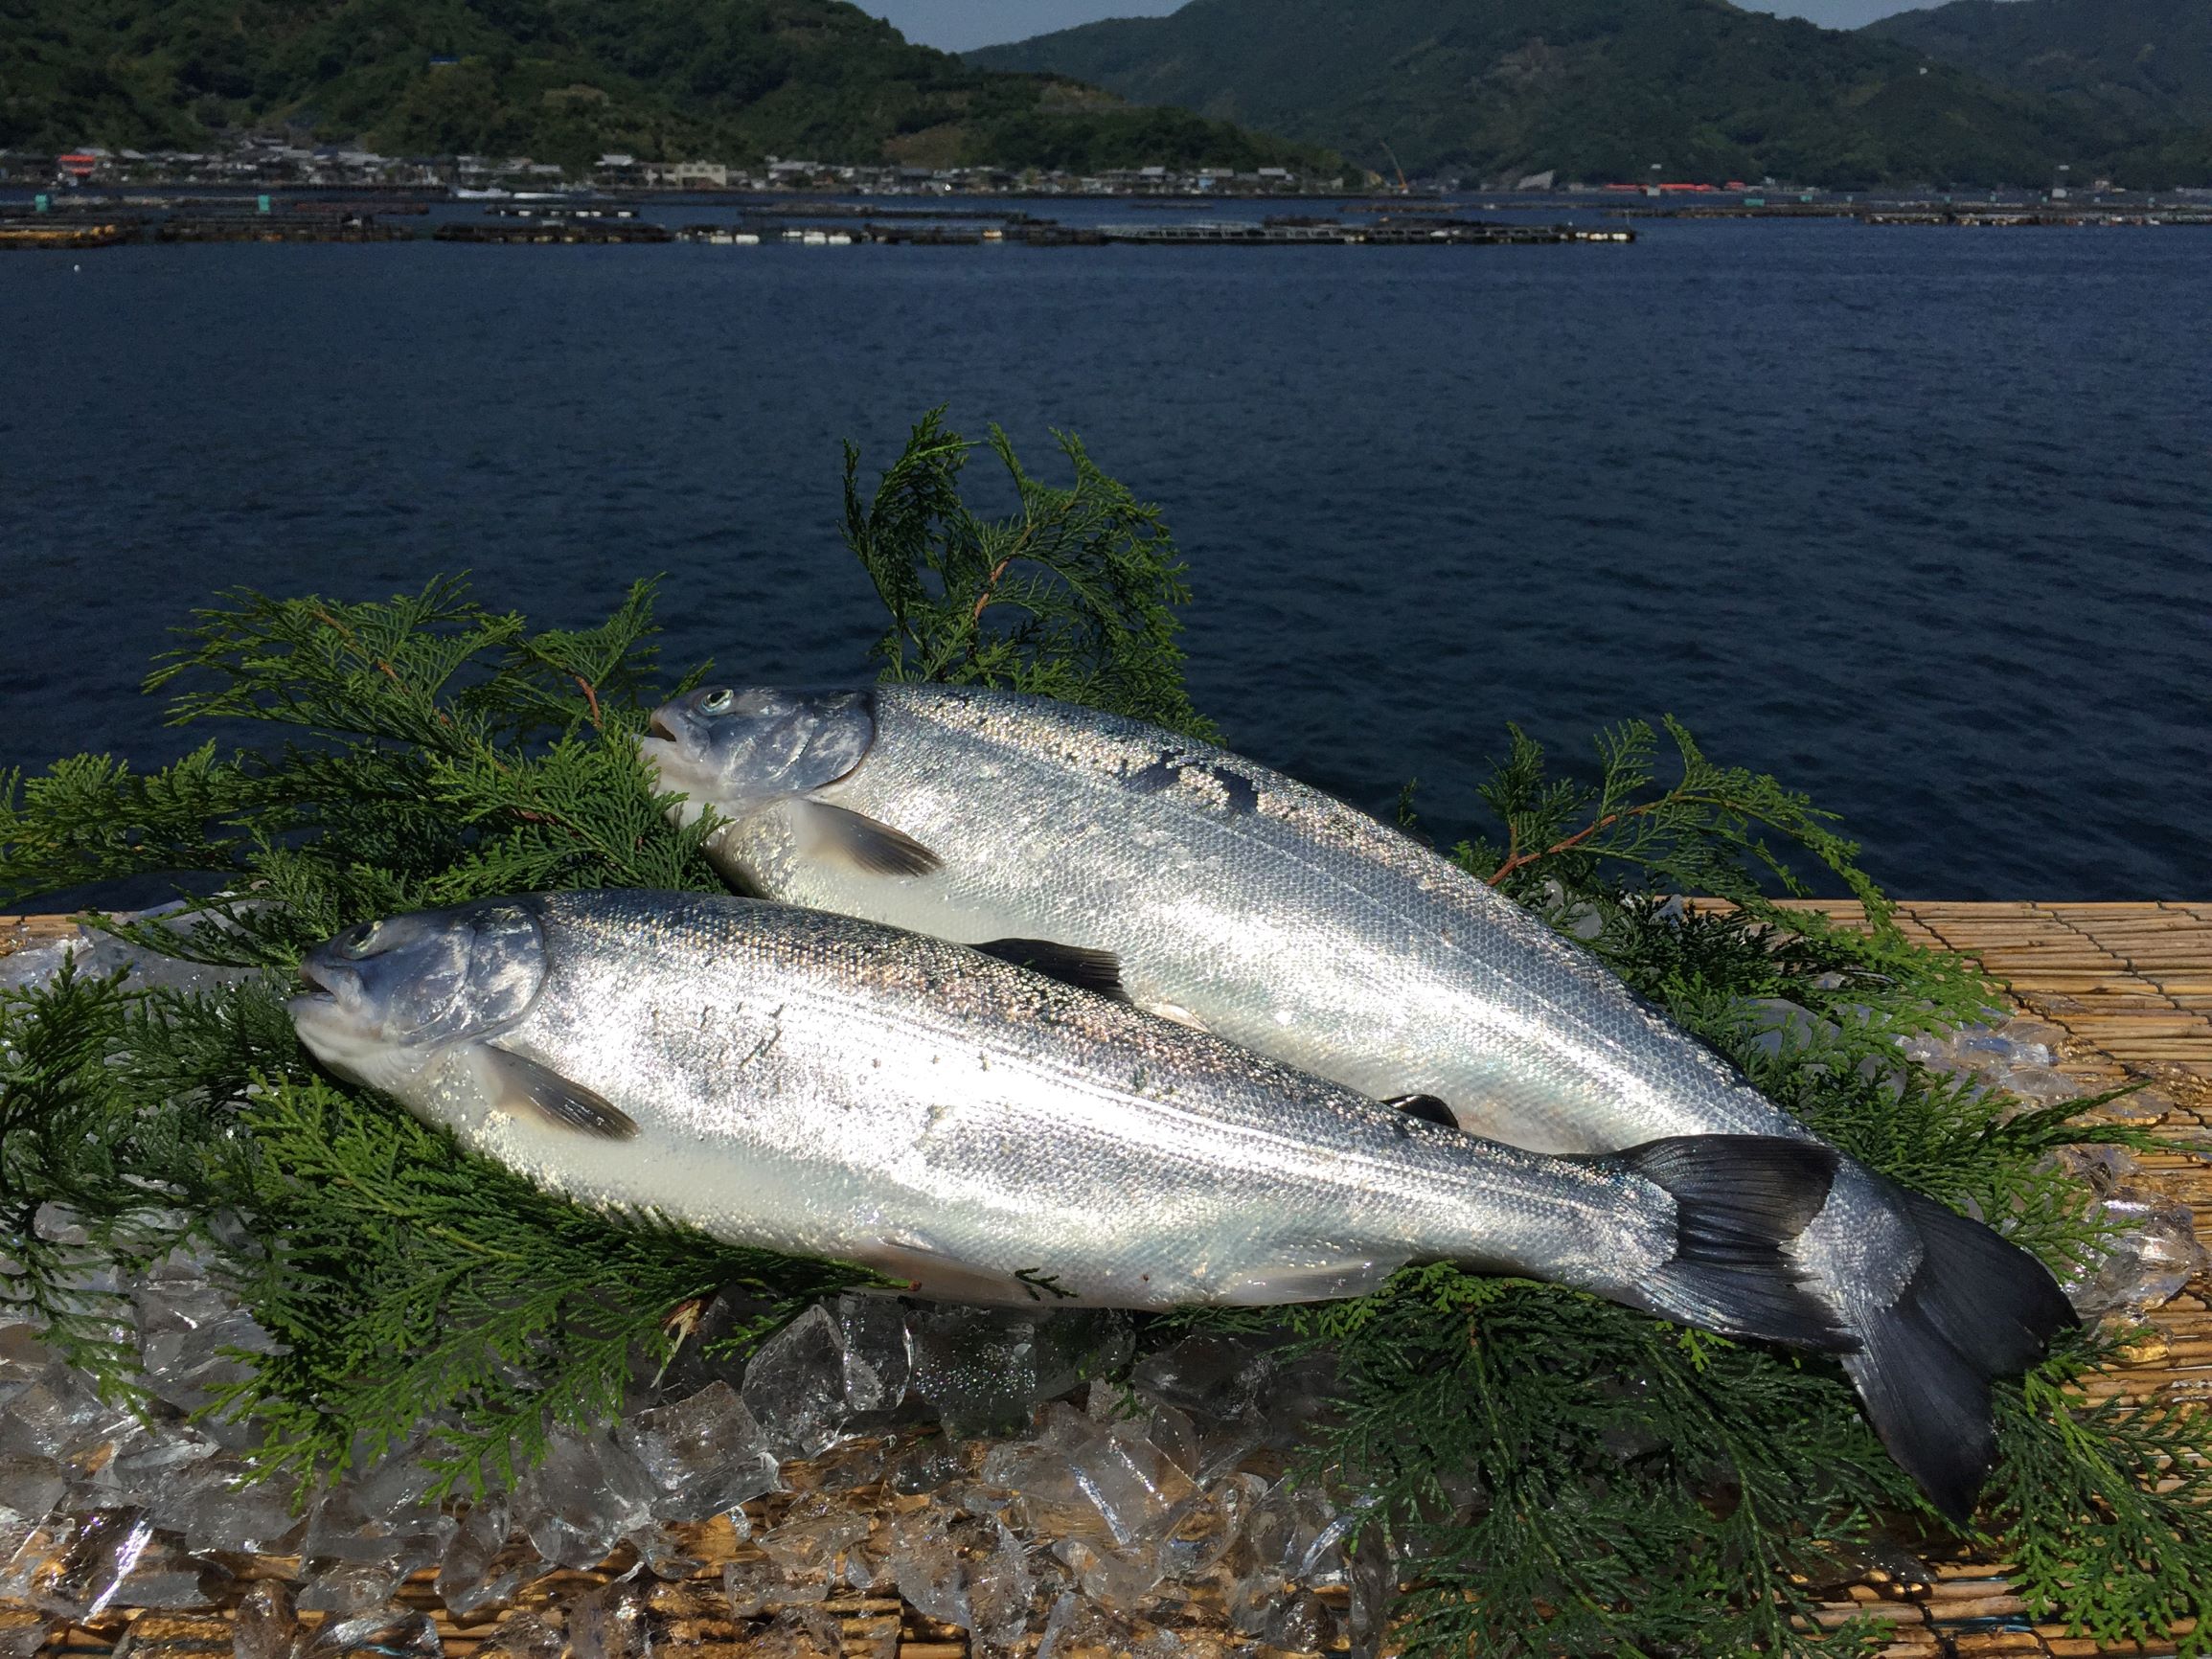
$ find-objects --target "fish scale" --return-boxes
[640,681,2081,1521]
[700,684,1765,1150]
[291,889,1847,1346]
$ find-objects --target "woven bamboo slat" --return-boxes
[6,902,2210,1659]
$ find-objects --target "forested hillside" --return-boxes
[0,0,1339,172]
[969,0,2212,187]
[1869,0,2212,128]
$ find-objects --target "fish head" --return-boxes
[640,686,876,824]
[290,899,547,1094]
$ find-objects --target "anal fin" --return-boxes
[855,1236,1054,1306]
[1207,1255,1404,1306]
[972,938,1129,1003]
[793,800,943,877]
[476,1045,639,1140]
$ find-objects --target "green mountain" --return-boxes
[1868,0,2212,128]
[0,0,1340,173]
[968,0,2204,188]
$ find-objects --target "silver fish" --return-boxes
[641,683,2077,1521]
[289,889,1847,1352]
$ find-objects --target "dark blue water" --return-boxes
[3,211,2206,898]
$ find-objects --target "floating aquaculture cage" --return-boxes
[4,902,2209,1659]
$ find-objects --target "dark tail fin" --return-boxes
[1844,1180,2080,1525]
[1588,1135,1856,1353]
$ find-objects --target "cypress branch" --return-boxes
[0,413,2203,1651]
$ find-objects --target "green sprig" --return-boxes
[0,415,2204,1652]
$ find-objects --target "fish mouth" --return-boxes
[293,958,337,1003]
[647,708,679,742]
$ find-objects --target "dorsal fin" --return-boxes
[1386,1094,1457,1128]
[972,939,1129,1004]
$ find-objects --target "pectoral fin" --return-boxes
[971,938,1129,1003]
[478,1046,639,1140]
[792,800,943,877]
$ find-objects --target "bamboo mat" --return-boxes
[7,902,2211,1659]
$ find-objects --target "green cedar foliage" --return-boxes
[2,415,2208,1651]
[842,409,1218,741]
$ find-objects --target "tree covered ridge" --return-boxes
[1870,0,2212,130]
[967,0,2212,189]
[0,0,1340,173]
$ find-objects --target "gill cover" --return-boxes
[643,687,943,879]
[293,899,636,1140]
[644,687,878,813]
[300,899,547,1052]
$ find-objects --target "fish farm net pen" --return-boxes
[2,412,2209,1659]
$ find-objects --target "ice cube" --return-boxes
[1251,1352,1339,1448]
[908,1307,1130,1439]
[301,1479,455,1575]
[833,1294,914,1407]
[627,1520,702,1580]
[888,1438,968,1496]
[1739,998,1837,1058]
[185,1474,305,1557]
[434,1498,521,1618]
[482,1610,561,1659]
[479,1611,562,1659]
[613,1380,778,1522]
[2066,1187,2211,1317]
[891,1529,969,1628]
[300,1607,443,1659]
[723,1555,827,1618]
[0,941,72,994]
[565,1582,647,1659]
[1153,1474,1262,1580]
[756,1508,872,1579]
[750,1606,845,1659]
[0,1320,57,1402]
[106,1430,227,1520]
[13,1508,154,1619]
[511,1427,655,1571]
[967,1525,1034,1648]
[1129,1336,1272,1422]
[0,1365,137,1466]
[1033,1592,1083,1659]
[1048,1536,1160,1613]
[233,1581,298,1659]
[0,1456,65,1530]
[2048,1143,2139,1197]
[296,1561,402,1616]
[1343,1521,1397,1659]
[1070,1421,1196,1546]
[1263,1587,1335,1651]
[741,1306,861,1458]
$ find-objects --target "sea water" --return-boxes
[2,210,2205,898]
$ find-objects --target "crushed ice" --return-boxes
[3,920,2204,1648]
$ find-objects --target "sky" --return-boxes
[861,0,1957,55]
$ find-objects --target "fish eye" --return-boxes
[700,688,735,716]
[340,920,386,958]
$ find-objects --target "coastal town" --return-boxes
[0,135,1345,197]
